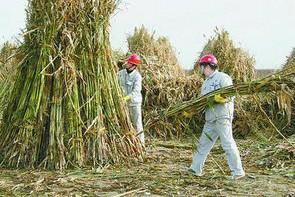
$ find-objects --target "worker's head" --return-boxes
[198,54,218,77]
[126,54,141,73]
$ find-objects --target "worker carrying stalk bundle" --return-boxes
[188,54,245,180]
[118,54,145,145]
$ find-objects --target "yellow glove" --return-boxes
[214,94,227,104]
[124,96,131,101]
[182,111,193,118]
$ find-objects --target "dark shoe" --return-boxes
[187,168,203,177]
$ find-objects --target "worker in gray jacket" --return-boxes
[189,54,245,180]
[118,54,144,144]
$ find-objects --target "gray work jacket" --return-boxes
[118,69,143,106]
[201,70,234,122]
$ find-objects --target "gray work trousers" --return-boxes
[128,105,144,144]
[190,118,245,176]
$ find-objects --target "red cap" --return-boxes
[199,54,218,65]
[127,54,141,65]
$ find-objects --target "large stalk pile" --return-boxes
[0,0,142,170]
[236,48,295,137]
[127,26,183,79]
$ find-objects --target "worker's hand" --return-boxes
[182,111,193,118]
[214,94,227,104]
[124,96,131,102]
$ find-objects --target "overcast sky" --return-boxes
[1,0,295,69]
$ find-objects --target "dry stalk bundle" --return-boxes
[0,0,143,170]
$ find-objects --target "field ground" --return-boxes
[0,138,294,196]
